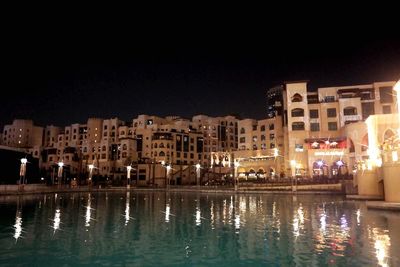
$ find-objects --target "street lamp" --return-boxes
[57,161,64,188]
[166,164,172,190]
[126,165,133,189]
[234,161,240,191]
[195,163,201,188]
[19,158,27,187]
[88,163,95,187]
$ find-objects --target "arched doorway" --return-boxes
[312,160,328,178]
[331,160,348,178]
[361,134,369,152]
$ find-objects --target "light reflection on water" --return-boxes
[0,192,399,266]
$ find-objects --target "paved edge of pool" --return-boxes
[366,201,400,211]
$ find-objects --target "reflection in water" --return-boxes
[1,193,400,266]
[52,209,61,233]
[85,193,92,227]
[369,227,391,267]
[165,203,170,223]
[195,206,201,226]
[13,210,22,242]
[125,192,130,226]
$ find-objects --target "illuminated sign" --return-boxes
[314,151,344,156]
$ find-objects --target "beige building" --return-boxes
[2,119,43,148]
[283,80,397,178]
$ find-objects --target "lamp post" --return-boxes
[234,161,240,191]
[19,158,27,188]
[57,161,64,188]
[166,164,171,190]
[195,163,201,188]
[126,165,132,189]
[88,163,95,188]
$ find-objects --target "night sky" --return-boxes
[2,37,400,129]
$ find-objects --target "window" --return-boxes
[310,109,319,118]
[295,144,303,152]
[292,122,305,131]
[239,137,245,143]
[122,144,127,150]
[291,93,303,102]
[253,145,257,150]
[260,125,266,131]
[159,151,165,157]
[327,108,337,117]
[328,122,338,131]
[344,107,357,116]
[310,123,320,131]
[102,146,106,151]
[379,86,393,103]
[252,125,257,131]
[270,143,275,149]
[325,96,335,102]
[383,105,392,114]
[261,135,266,141]
[291,108,304,117]
[269,124,274,130]
[270,134,275,140]
[252,136,257,142]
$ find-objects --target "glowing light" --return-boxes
[161,161,165,166]
[317,160,323,167]
[290,160,296,166]
[273,148,279,157]
[337,160,344,167]
[85,195,92,227]
[234,161,240,168]
[312,141,319,147]
[20,158,27,164]
[195,163,201,169]
[58,162,64,167]
[88,164,94,170]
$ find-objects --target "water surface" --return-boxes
[0,192,399,266]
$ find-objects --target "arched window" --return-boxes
[260,125,266,131]
[159,151,165,157]
[291,93,303,102]
[154,143,158,148]
[112,126,115,130]
[122,144,127,150]
[261,135,266,141]
[344,106,357,116]
[154,151,157,157]
[159,143,165,148]
[384,129,395,141]
[291,108,304,117]
[240,128,245,134]
[292,122,305,131]
[120,131,125,135]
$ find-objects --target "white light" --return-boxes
[314,151,344,156]
[58,162,64,167]
[127,165,132,171]
[161,161,165,166]
[88,164,94,170]
[234,161,240,168]
[290,160,296,166]
[317,160,323,167]
[166,165,171,171]
[195,163,201,169]
[337,160,344,167]
[20,158,27,164]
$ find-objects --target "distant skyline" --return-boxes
[2,38,400,128]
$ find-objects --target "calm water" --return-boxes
[0,192,399,267]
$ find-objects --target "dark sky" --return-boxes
[2,37,400,128]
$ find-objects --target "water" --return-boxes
[0,192,399,266]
